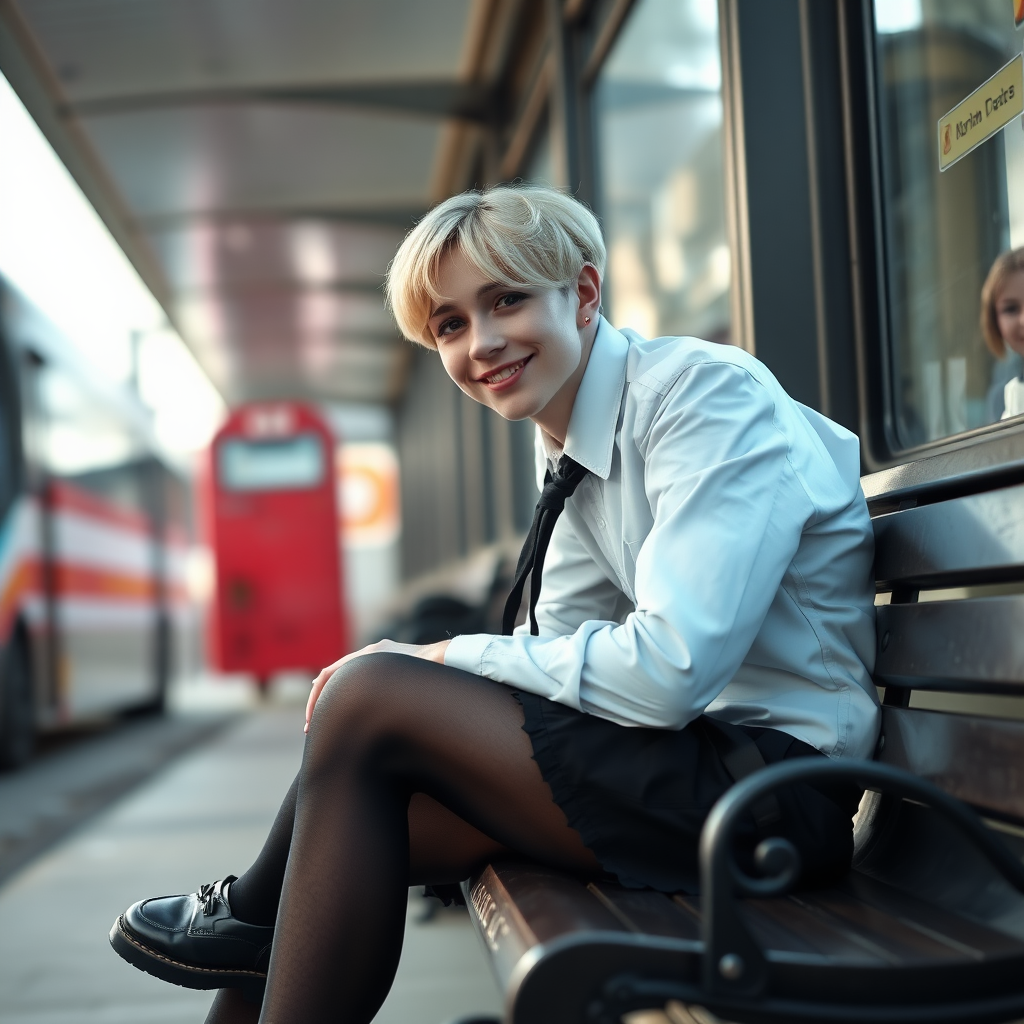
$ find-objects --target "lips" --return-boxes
[478,356,531,390]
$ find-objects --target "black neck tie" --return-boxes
[502,455,588,636]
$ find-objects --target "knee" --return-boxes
[304,653,411,768]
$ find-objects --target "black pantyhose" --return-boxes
[205,652,600,1024]
[227,778,298,928]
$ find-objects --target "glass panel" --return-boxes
[596,0,731,342]
[37,363,148,515]
[524,112,553,185]
[873,0,1024,447]
[218,434,325,492]
[38,367,140,477]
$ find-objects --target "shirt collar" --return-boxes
[535,316,629,486]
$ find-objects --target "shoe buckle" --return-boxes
[197,882,219,916]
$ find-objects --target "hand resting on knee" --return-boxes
[304,638,451,733]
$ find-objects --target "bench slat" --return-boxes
[841,873,1024,955]
[465,862,627,991]
[878,706,1024,822]
[466,863,1024,1024]
[466,865,703,1024]
[872,484,1024,589]
[588,883,700,939]
[875,596,1024,693]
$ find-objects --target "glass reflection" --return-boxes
[39,366,140,477]
[596,0,731,343]
[873,0,1024,445]
[982,248,1024,419]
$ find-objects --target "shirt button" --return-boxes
[595,516,606,529]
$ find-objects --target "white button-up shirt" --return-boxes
[445,319,880,760]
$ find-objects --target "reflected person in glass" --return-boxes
[981,248,1024,420]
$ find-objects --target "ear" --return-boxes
[575,263,602,327]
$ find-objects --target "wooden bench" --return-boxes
[461,462,1024,1024]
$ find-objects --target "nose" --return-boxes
[467,322,505,362]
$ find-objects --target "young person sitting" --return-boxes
[109,184,878,1024]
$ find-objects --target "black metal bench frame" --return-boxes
[463,461,1024,1024]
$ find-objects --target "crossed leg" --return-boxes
[205,652,600,1024]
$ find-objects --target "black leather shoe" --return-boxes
[109,877,272,999]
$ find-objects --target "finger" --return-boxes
[305,673,331,726]
[304,684,319,729]
[309,659,341,696]
[304,647,370,732]
[304,658,346,730]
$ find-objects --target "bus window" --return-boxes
[217,433,325,492]
[595,0,731,344]
[36,363,148,516]
[873,0,1024,447]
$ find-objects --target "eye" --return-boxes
[435,316,465,338]
[495,292,526,310]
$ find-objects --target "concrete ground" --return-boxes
[0,711,233,887]
[0,685,503,1024]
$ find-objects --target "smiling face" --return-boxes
[427,248,601,443]
[996,270,1024,358]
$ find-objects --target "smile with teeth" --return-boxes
[482,359,527,385]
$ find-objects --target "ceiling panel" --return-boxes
[192,339,405,404]
[4,0,487,407]
[176,290,395,348]
[20,0,476,96]
[148,220,408,292]
[80,105,440,218]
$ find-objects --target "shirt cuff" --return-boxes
[444,633,495,676]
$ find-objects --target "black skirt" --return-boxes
[516,691,862,894]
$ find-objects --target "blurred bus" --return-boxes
[0,276,188,768]
[204,402,349,690]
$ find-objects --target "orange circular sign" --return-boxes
[337,443,400,546]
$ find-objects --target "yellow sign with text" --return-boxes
[938,53,1022,172]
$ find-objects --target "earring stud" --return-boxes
[584,316,591,324]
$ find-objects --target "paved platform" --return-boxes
[0,702,502,1024]
[0,711,233,887]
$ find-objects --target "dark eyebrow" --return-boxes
[429,302,456,320]
[428,282,507,320]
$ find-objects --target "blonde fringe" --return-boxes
[386,185,606,348]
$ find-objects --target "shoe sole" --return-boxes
[109,915,267,1002]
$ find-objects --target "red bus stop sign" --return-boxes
[206,403,349,683]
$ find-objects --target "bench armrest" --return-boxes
[699,758,1024,1000]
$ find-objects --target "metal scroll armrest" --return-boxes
[699,759,1024,1000]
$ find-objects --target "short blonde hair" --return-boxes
[386,184,606,348]
[980,247,1024,358]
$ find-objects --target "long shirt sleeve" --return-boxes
[445,325,878,758]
